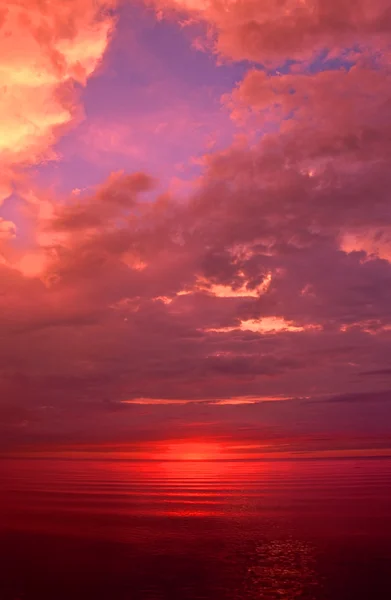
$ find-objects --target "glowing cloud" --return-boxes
[0,0,115,201]
[207,317,318,334]
[194,272,272,298]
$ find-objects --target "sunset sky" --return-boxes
[1,0,391,458]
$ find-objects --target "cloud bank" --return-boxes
[1,0,391,454]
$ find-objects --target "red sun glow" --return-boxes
[161,441,223,461]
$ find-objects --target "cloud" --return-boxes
[3,70,391,441]
[1,1,391,453]
[360,369,391,377]
[0,0,115,201]
[50,171,155,231]
[0,218,16,240]
[149,0,391,62]
[319,389,391,403]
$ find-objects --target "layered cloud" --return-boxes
[1,0,391,454]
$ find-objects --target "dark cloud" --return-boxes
[321,390,391,403]
[360,369,391,377]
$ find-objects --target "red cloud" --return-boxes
[1,1,391,453]
[149,0,391,62]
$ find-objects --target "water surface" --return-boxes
[1,457,390,599]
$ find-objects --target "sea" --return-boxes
[1,457,390,599]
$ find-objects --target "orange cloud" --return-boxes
[341,231,391,263]
[206,317,319,334]
[0,218,16,240]
[193,272,272,298]
[0,0,115,202]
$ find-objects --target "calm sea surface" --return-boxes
[1,457,390,599]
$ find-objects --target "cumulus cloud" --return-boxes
[50,171,155,231]
[0,0,115,201]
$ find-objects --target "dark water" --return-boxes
[1,457,391,599]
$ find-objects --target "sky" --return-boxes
[1,0,391,458]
